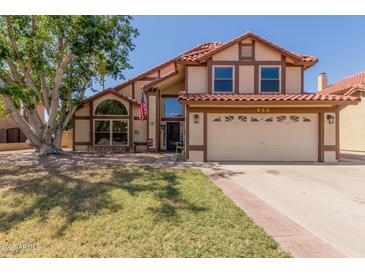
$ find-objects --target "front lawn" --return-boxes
[0,163,289,257]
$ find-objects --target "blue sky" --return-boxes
[91,16,365,97]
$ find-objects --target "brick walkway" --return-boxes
[201,167,345,258]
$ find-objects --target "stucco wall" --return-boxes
[119,83,133,98]
[189,112,204,145]
[187,66,208,93]
[148,94,157,149]
[133,120,147,143]
[239,65,255,93]
[340,91,365,151]
[212,44,239,61]
[324,112,336,146]
[160,62,175,77]
[286,66,302,93]
[74,120,90,143]
[75,104,90,116]
[189,151,204,162]
[255,42,281,61]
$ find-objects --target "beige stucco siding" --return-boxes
[255,42,281,61]
[189,151,204,162]
[286,66,302,93]
[75,104,90,116]
[119,84,133,98]
[340,91,365,151]
[324,112,336,146]
[134,80,150,101]
[93,93,130,115]
[187,66,208,93]
[212,44,239,61]
[239,65,255,93]
[189,112,204,145]
[74,120,90,142]
[148,94,157,149]
[133,120,147,143]
[160,62,175,77]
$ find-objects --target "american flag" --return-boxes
[139,92,148,121]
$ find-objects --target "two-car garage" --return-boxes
[207,113,318,161]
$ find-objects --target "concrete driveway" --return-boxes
[217,153,365,257]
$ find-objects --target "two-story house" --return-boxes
[72,31,359,162]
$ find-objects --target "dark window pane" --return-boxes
[214,80,233,92]
[95,120,110,132]
[261,67,279,79]
[95,99,128,115]
[112,133,128,145]
[163,98,183,117]
[214,67,233,79]
[95,133,110,145]
[113,120,128,132]
[261,80,280,92]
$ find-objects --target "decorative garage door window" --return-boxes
[225,115,234,122]
[94,120,128,145]
[290,115,299,122]
[265,117,273,122]
[277,115,286,122]
[238,115,247,122]
[303,117,312,122]
[251,117,259,122]
[95,99,128,115]
[212,116,222,122]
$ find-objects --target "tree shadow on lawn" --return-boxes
[0,165,207,236]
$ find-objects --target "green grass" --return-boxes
[0,164,290,257]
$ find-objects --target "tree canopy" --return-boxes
[0,16,138,153]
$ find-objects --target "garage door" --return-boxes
[207,113,318,161]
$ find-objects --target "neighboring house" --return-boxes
[318,72,365,152]
[0,104,45,143]
[73,31,359,162]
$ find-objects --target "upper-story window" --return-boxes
[214,67,233,93]
[163,97,183,118]
[260,66,281,93]
[240,44,253,60]
[95,99,128,115]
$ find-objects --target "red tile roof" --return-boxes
[176,31,318,66]
[178,92,359,104]
[320,71,365,95]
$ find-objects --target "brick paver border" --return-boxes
[201,167,345,258]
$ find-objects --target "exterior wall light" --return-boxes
[194,114,200,124]
[327,114,335,124]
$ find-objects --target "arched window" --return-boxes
[95,99,128,115]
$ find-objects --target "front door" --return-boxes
[166,122,180,151]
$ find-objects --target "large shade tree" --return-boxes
[0,16,138,154]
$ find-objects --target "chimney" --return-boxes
[317,73,328,91]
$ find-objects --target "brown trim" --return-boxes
[158,69,161,78]
[336,106,340,160]
[132,82,135,99]
[254,63,259,94]
[187,107,337,114]
[134,116,140,120]
[74,116,90,120]
[212,60,282,66]
[72,115,75,151]
[157,89,161,152]
[129,102,133,151]
[74,142,91,145]
[252,40,256,61]
[161,117,184,121]
[301,66,304,93]
[189,145,204,151]
[161,94,178,98]
[140,76,159,81]
[207,59,212,93]
[318,112,324,162]
[235,64,239,94]
[185,66,188,92]
[185,105,190,160]
[323,145,336,151]
[203,112,207,162]
[281,55,286,94]
[90,101,94,146]
[90,115,130,120]
[146,92,150,151]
